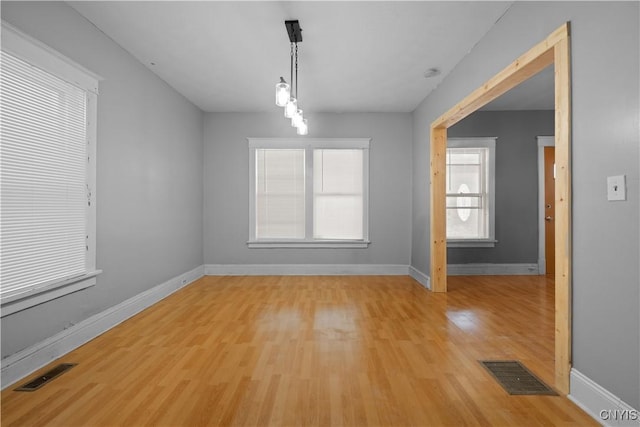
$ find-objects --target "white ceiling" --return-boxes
[481,65,554,111]
[67,1,554,114]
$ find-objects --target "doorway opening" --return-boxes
[429,23,571,393]
[537,136,555,275]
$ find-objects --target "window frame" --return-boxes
[248,138,370,248]
[446,137,497,248]
[1,22,101,317]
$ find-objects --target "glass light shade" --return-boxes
[275,79,290,107]
[284,98,297,118]
[291,109,303,128]
[296,118,308,135]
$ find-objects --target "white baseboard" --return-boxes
[409,266,431,290]
[0,265,205,390]
[205,263,431,290]
[204,264,409,276]
[569,368,640,426]
[447,263,539,276]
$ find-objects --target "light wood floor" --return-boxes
[1,275,597,426]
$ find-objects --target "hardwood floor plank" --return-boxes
[1,275,597,426]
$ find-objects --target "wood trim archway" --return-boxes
[429,23,572,394]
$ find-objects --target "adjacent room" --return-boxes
[1,2,638,426]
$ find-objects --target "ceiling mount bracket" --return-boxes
[285,20,303,43]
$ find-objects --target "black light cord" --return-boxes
[290,43,294,98]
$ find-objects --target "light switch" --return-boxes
[607,175,626,201]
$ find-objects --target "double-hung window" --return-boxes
[248,138,370,248]
[1,23,100,316]
[446,137,496,247]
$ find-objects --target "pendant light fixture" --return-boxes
[275,20,308,135]
[275,77,290,107]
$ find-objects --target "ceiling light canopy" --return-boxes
[275,20,308,135]
[423,67,441,78]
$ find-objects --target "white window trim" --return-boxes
[247,138,371,249]
[446,137,497,248]
[1,22,100,95]
[1,22,102,317]
[1,272,101,317]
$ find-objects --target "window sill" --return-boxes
[247,240,371,249]
[1,270,102,317]
[447,239,497,248]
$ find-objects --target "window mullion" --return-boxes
[305,147,314,240]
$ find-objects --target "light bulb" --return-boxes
[275,78,290,107]
[284,97,297,118]
[296,118,308,135]
[291,109,303,128]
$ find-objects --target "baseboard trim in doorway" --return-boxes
[568,368,640,426]
[447,263,539,276]
[409,266,431,290]
[0,265,205,390]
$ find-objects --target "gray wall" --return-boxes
[448,110,554,264]
[204,113,412,266]
[1,2,204,358]
[412,2,639,407]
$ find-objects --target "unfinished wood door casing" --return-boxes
[429,23,572,394]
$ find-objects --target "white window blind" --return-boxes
[313,149,363,240]
[0,50,89,301]
[255,149,305,239]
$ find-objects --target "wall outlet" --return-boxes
[607,175,626,201]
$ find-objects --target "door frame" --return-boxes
[429,23,572,393]
[537,136,555,274]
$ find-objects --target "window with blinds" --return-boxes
[313,149,364,240]
[248,138,370,248]
[255,149,305,239]
[1,23,99,315]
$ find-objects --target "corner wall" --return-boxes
[1,2,204,358]
[204,112,413,267]
[412,1,639,408]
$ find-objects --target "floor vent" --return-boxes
[14,363,77,392]
[480,360,557,395]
